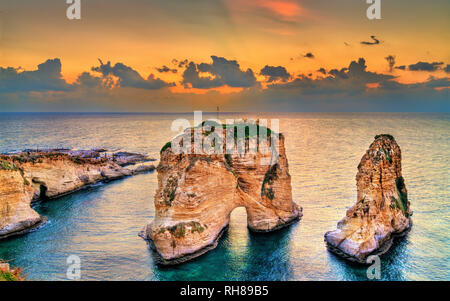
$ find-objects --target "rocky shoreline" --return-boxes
[0,149,156,240]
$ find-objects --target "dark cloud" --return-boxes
[256,58,449,112]
[446,64,450,73]
[157,65,177,73]
[329,68,348,79]
[182,62,222,89]
[260,65,291,82]
[361,35,380,45]
[76,72,103,88]
[408,61,444,71]
[1,56,448,113]
[395,65,406,70]
[172,59,188,68]
[0,58,71,92]
[182,55,257,89]
[304,52,315,59]
[268,58,395,94]
[92,59,173,89]
[347,58,393,81]
[325,58,391,81]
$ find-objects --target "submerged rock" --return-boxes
[140,122,301,265]
[324,134,412,264]
[0,150,155,239]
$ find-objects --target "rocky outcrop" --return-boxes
[0,150,155,239]
[0,167,42,239]
[140,122,301,265]
[325,134,412,264]
[0,260,23,281]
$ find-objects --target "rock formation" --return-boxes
[0,150,155,239]
[0,260,23,281]
[325,134,412,264]
[140,122,301,265]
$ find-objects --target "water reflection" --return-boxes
[153,207,296,281]
[327,234,410,281]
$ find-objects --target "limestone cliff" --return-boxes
[0,166,41,239]
[140,123,301,265]
[0,150,155,239]
[324,134,412,264]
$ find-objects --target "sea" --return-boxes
[0,112,448,281]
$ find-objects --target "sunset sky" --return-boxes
[0,0,449,112]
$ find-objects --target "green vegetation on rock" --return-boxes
[395,177,409,217]
[186,156,213,172]
[0,271,18,281]
[0,159,17,171]
[159,221,206,239]
[160,141,172,154]
[162,176,178,206]
[381,148,392,164]
[261,164,278,200]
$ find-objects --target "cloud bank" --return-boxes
[0,56,448,112]
[0,59,70,92]
[260,65,291,82]
[182,56,257,89]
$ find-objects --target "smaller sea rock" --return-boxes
[324,134,412,264]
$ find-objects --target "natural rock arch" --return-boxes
[140,123,302,265]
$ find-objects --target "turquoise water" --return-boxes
[0,113,448,281]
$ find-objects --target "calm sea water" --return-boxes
[0,113,448,281]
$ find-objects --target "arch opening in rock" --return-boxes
[140,122,302,265]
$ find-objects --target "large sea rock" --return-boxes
[324,134,412,264]
[140,121,302,265]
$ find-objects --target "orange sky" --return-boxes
[0,0,448,112]
[1,0,448,86]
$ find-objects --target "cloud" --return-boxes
[1,56,448,113]
[172,59,188,68]
[76,72,103,88]
[91,59,173,89]
[157,65,178,73]
[268,58,395,94]
[254,58,449,112]
[290,52,315,61]
[395,65,406,70]
[408,61,444,71]
[260,65,291,82]
[446,64,450,73]
[385,55,396,72]
[0,58,71,93]
[361,35,380,45]
[182,55,257,89]
[328,68,348,79]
